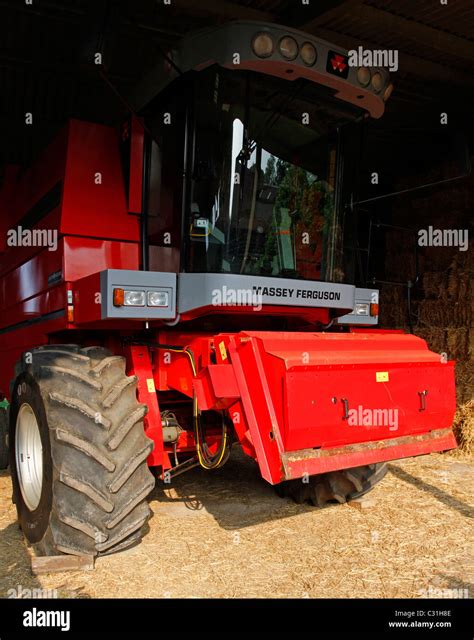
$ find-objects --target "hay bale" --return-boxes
[455,362,474,405]
[446,328,469,360]
[469,329,474,359]
[418,301,471,328]
[452,401,474,455]
[422,272,446,299]
[416,327,446,355]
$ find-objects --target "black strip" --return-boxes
[17,181,62,231]
[0,598,471,636]
[141,133,151,270]
[0,309,65,335]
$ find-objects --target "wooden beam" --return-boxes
[170,0,274,22]
[31,555,95,575]
[352,4,474,62]
[301,0,363,31]
[281,0,349,28]
[313,27,474,88]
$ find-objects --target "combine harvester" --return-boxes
[0,21,456,556]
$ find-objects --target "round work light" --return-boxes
[279,36,299,61]
[252,32,274,58]
[300,42,317,66]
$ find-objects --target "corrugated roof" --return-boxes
[0,0,473,169]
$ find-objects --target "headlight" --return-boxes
[371,72,384,93]
[123,290,146,306]
[279,36,298,61]
[252,32,274,58]
[300,42,317,66]
[355,303,369,316]
[147,291,169,307]
[357,67,371,87]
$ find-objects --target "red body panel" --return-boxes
[61,121,140,241]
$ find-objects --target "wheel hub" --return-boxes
[16,403,43,511]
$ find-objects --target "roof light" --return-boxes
[279,36,298,61]
[252,32,274,58]
[383,83,394,102]
[357,67,371,87]
[371,72,384,93]
[300,42,317,66]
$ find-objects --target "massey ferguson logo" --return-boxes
[326,51,349,79]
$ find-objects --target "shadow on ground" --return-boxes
[0,468,44,598]
[387,463,473,519]
[0,470,91,598]
[148,445,365,529]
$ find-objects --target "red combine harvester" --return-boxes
[0,22,456,557]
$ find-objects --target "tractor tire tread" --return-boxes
[11,344,155,557]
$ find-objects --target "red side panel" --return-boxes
[61,120,140,241]
[63,237,139,281]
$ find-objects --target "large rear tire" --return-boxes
[10,345,155,556]
[276,463,388,506]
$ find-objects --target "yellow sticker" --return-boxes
[146,378,155,393]
[376,372,389,382]
[219,341,227,361]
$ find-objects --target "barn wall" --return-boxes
[379,160,473,448]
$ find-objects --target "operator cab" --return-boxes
[132,21,391,325]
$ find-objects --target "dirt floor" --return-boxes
[1,447,473,599]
